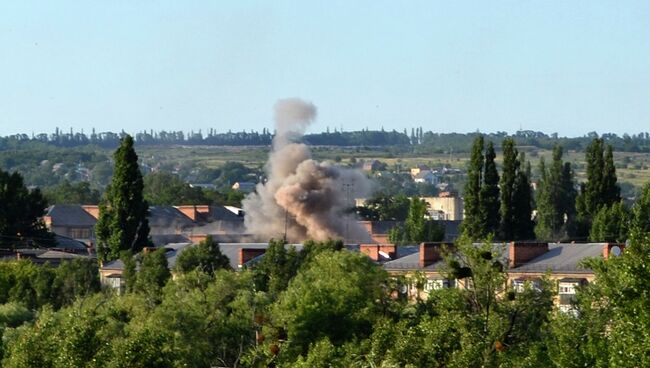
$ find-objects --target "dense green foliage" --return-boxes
[174,236,230,275]
[589,202,630,242]
[462,136,484,239]
[576,139,621,237]
[0,259,99,310]
[463,137,527,241]
[480,141,501,237]
[95,136,151,262]
[356,193,411,221]
[0,169,52,247]
[388,198,445,244]
[143,172,208,205]
[500,140,535,240]
[42,181,101,205]
[535,146,577,240]
[5,233,650,366]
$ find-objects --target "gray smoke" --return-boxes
[242,98,371,242]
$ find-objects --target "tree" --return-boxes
[357,193,410,221]
[589,202,630,242]
[632,183,650,235]
[0,169,52,247]
[133,248,171,303]
[42,180,101,205]
[480,141,500,237]
[499,138,518,240]
[536,145,575,240]
[143,171,208,205]
[95,135,151,262]
[512,156,535,240]
[462,136,484,239]
[174,236,230,275]
[390,198,445,244]
[271,251,388,359]
[576,139,620,237]
[252,239,300,297]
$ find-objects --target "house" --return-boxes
[99,242,301,293]
[413,170,440,185]
[44,204,97,242]
[232,182,256,193]
[379,241,623,310]
[0,247,90,266]
[357,220,461,244]
[362,160,383,172]
[421,195,464,220]
[44,204,247,248]
[410,164,430,177]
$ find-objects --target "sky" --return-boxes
[0,1,649,137]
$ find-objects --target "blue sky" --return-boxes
[0,1,649,137]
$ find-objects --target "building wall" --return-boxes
[421,196,464,221]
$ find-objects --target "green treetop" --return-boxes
[462,136,484,239]
[499,138,518,240]
[480,141,501,238]
[576,139,620,236]
[535,145,576,240]
[95,135,151,262]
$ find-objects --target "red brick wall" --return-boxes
[239,248,266,266]
[360,244,396,261]
[508,242,549,268]
[420,243,450,268]
[602,243,625,259]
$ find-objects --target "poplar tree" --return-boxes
[512,154,535,240]
[96,135,151,262]
[576,138,620,237]
[480,141,500,237]
[535,146,565,240]
[632,183,650,235]
[462,136,484,239]
[499,139,518,240]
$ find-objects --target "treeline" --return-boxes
[6,127,650,152]
[461,136,636,242]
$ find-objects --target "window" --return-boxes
[69,228,91,239]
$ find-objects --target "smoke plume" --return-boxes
[242,98,371,242]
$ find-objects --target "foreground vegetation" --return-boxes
[2,234,650,367]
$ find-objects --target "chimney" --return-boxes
[602,243,625,259]
[360,243,396,261]
[189,234,208,244]
[420,242,449,268]
[508,242,549,268]
[82,205,100,219]
[239,248,266,267]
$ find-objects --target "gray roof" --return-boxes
[511,243,604,273]
[148,206,195,232]
[383,242,605,274]
[46,205,97,227]
[53,234,90,252]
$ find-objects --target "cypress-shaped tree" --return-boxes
[576,138,620,237]
[535,146,565,240]
[480,141,500,237]
[462,136,484,239]
[560,161,578,237]
[602,145,620,205]
[96,135,150,262]
[512,155,535,240]
[632,183,650,235]
[499,138,518,240]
